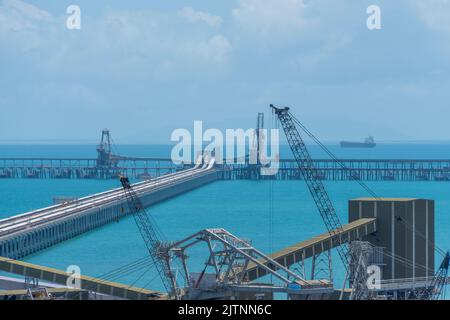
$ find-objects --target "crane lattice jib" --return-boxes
[120,176,176,296]
[420,251,449,300]
[270,105,349,270]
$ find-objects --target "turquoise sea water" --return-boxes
[1,144,450,294]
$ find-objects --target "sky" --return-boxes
[1,0,450,143]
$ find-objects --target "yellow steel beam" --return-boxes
[0,256,168,300]
[245,218,377,281]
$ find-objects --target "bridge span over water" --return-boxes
[0,160,218,259]
[2,129,450,181]
[2,157,450,181]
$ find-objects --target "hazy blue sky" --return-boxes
[1,0,450,143]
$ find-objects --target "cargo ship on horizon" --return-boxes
[340,136,376,148]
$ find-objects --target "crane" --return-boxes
[416,251,449,300]
[270,105,349,269]
[270,104,375,300]
[271,105,449,301]
[119,175,177,297]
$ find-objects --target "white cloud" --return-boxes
[3,0,50,21]
[180,6,222,27]
[409,0,450,34]
[289,34,353,71]
[0,1,232,79]
[86,11,232,74]
[230,0,354,76]
[232,0,307,36]
[229,0,354,56]
[182,34,232,64]
[0,0,54,52]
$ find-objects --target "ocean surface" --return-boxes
[1,143,450,296]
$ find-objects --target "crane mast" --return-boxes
[119,176,177,297]
[419,251,449,300]
[255,112,264,165]
[270,105,349,270]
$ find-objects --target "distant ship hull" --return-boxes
[340,141,376,148]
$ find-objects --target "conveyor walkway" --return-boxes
[0,256,167,300]
[245,218,377,281]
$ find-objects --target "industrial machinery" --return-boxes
[117,108,448,300]
[97,129,115,168]
[119,175,177,297]
[162,228,332,300]
[415,251,449,300]
[270,106,349,265]
[247,112,266,179]
[253,112,265,165]
[96,129,124,178]
[270,104,450,300]
[270,104,371,299]
[119,174,334,300]
[348,242,377,300]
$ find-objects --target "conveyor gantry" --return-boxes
[0,160,218,259]
[245,218,377,281]
[0,256,167,300]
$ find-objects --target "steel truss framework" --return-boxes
[349,241,374,300]
[163,228,332,299]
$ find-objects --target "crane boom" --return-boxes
[419,251,449,300]
[271,104,449,301]
[270,105,349,270]
[119,176,176,296]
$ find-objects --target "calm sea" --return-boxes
[0,143,449,295]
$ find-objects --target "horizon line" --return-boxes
[2,139,450,145]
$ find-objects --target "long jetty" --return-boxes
[2,157,450,181]
[0,160,217,259]
[224,159,450,181]
[1,130,449,181]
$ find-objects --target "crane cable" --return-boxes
[287,110,448,258]
[101,136,189,295]
[66,255,157,299]
[270,110,276,255]
[362,242,448,299]
[91,255,156,283]
[268,109,276,283]
[137,273,163,293]
[127,264,155,289]
[112,140,198,295]
[114,155,187,294]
